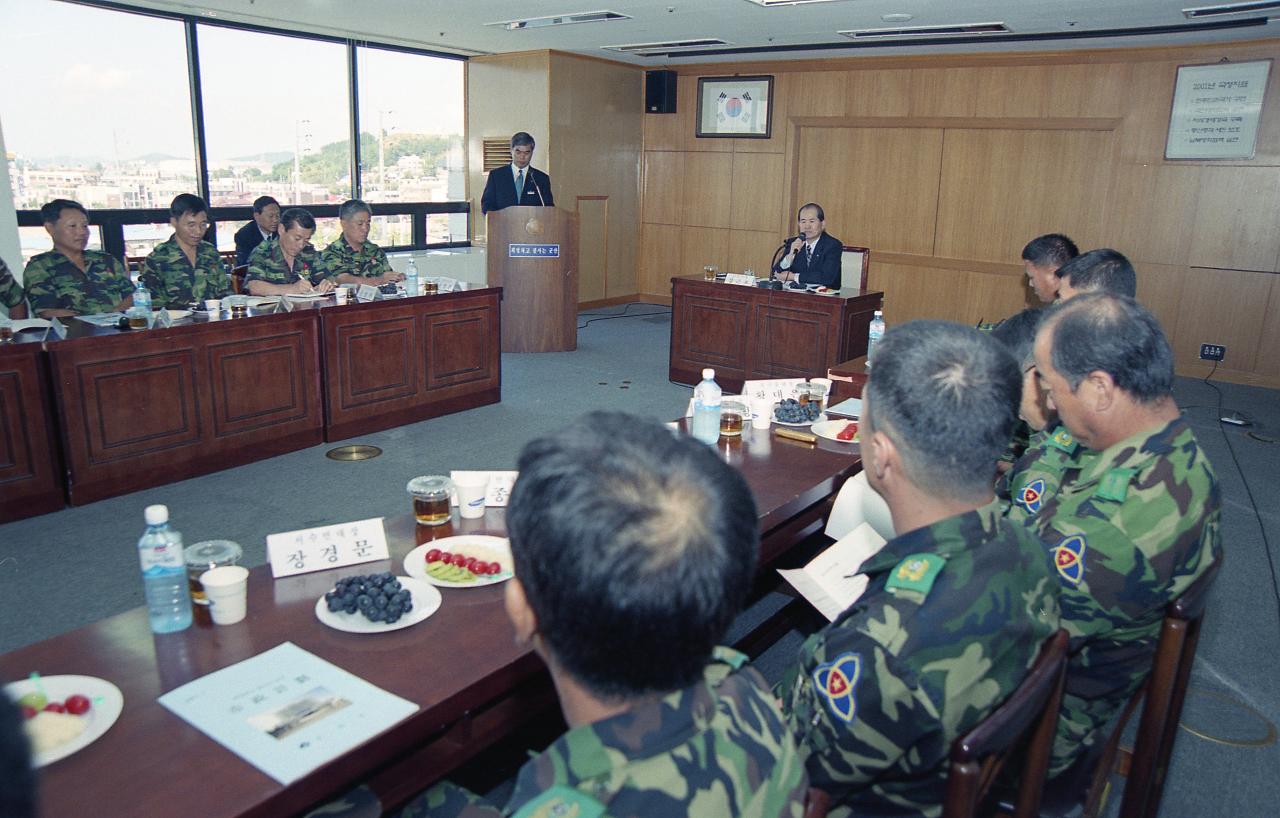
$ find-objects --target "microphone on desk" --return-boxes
[530,175,546,206]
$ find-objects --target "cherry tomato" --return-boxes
[425,549,441,563]
[464,557,479,572]
[20,705,36,720]
[64,694,92,715]
[489,562,503,575]
[43,702,66,713]
[441,551,455,565]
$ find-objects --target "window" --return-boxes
[356,47,465,204]
[198,25,352,208]
[17,226,104,267]
[0,1,197,211]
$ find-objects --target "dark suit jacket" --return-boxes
[234,221,272,267]
[481,165,554,214]
[770,232,843,288]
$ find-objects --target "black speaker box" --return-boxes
[645,70,677,114]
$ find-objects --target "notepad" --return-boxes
[778,522,887,622]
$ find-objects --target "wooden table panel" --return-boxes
[0,342,64,522]
[75,350,202,461]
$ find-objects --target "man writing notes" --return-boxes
[779,321,1060,818]
[480,132,554,214]
[23,199,133,318]
[245,208,335,296]
[772,202,843,288]
[233,196,280,266]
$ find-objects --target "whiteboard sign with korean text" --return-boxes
[266,518,389,578]
[1166,60,1271,160]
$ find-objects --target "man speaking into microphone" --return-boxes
[771,202,842,288]
[481,131,555,214]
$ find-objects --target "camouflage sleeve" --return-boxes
[319,243,342,276]
[21,256,59,312]
[372,246,393,276]
[0,260,23,308]
[395,781,504,818]
[139,254,172,308]
[309,251,335,284]
[781,628,934,799]
[203,247,233,299]
[104,255,134,302]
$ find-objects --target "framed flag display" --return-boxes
[696,75,774,138]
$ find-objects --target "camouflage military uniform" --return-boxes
[1033,417,1220,775]
[321,235,392,279]
[140,235,231,308]
[998,423,1093,526]
[22,250,132,315]
[400,648,808,818]
[779,500,1060,818]
[245,239,331,287]
[0,257,24,309]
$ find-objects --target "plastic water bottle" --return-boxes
[127,279,153,328]
[138,504,192,633]
[691,368,722,445]
[133,279,152,312]
[404,258,419,297]
[867,310,885,367]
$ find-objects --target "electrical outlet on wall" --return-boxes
[1199,343,1226,362]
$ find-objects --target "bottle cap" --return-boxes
[702,368,715,379]
[145,504,169,525]
[873,310,883,317]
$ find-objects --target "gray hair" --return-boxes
[338,199,372,221]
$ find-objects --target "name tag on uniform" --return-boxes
[266,517,390,578]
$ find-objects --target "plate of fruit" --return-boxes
[5,674,124,767]
[773,398,825,427]
[811,419,860,444]
[405,536,514,588]
[314,573,442,634]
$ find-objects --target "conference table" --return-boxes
[0,417,864,818]
[1,289,502,514]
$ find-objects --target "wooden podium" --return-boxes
[486,206,578,352]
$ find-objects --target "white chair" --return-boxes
[824,470,895,543]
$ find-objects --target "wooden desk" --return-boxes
[0,341,64,523]
[0,426,860,818]
[669,277,883,393]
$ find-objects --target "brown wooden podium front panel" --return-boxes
[51,311,324,505]
[322,290,502,441]
[750,302,837,380]
[0,343,64,522]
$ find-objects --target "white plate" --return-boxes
[772,412,826,427]
[811,418,860,443]
[313,575,442,633]
[405,535,514,588]
[4,675,124,767]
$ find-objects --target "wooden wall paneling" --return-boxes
[1254,275,1280,378]
[1119,60,1177,162]
[783,70,850,118]
[680,226,731,277]
[641,151,684,225]
[682,151,735,228]
[973,65,1055,118]
[640,223,682,296]
[935,128,1117,263]
[1105,162,1201,267]
[909,67,978,117]
[960,270,1029,328]
[730,152,785,232]
[846,68,912,117]
[577,197,609,302]
[797,127,943,256]
[1188,166,1280,272]
[867,261,969,325]
[1134,263,1188,353]
[1172,267,1271,375]
[642,74,693,152]
[1050,63,1128,118]
[729,229,782,275]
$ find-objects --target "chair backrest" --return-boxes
[803,787,831,818]
[824,470,895,543]
[231,265,249,295]
[943,630,1070,818]
[1117,556,1222,818]
[841,246,870,291]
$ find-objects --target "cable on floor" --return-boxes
[578,302,672,330]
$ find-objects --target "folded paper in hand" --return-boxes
[778,522,887,622]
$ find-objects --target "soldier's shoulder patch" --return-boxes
[812,652,862,723]
[1052,534,1087,585]
[885,553,945,598]
[511,785,605,818]
[1094,468,1136,503]
[1016,477,1047,514]
[1048,428,1078,454]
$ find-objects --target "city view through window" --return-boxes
[1,1,467,264]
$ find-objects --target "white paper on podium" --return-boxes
[778,521,887,622]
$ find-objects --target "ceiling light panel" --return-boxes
[1182,1,1280,18]
[840,22,1011,39]
[604,39,728,54]
[488,11,630,31]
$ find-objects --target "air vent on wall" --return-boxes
[482,139,511,172]
[840,22,1011,39]
[604,38,728,55]
[1183,1,1280,18]
[487,11,630,30]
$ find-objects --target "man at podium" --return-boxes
[481,132,554,214]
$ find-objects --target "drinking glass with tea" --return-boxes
[407,475,455,526]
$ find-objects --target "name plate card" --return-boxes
[356,284,380,303]
[266,517,389,578]
[44,318,67,342]
[436,276,458,293]
[742,377,807,402]
[723,273,757,287]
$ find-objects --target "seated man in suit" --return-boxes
[141,193,232,308]
[771,202,843,288]
[1021,233,1079,304]
[233,196,280,266]
[779,320,1060,818]
[317,412,809,818]
[23,199,134,318]
[1054,248,1136,300]
[480,131,554,214]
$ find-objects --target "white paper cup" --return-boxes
[750,397,775,430]
[200,565,249,625]
[204,299,221,313]
[455,473,490,520]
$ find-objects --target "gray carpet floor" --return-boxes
[1,303,1277,817]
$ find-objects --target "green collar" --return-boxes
[860,497,1004,575]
